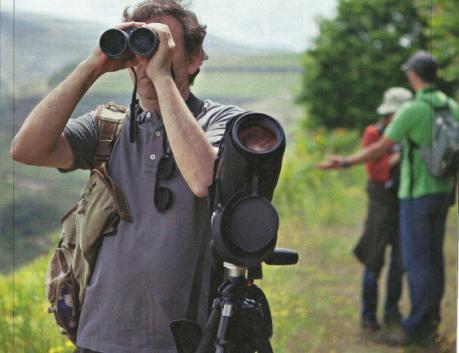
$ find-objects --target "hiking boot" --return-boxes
[382,326,442,347]
[383,313,402,327]
[381,327,413,346]
[361,318,381,331]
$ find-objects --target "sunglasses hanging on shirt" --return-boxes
[154,128,175,212]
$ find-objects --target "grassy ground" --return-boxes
[262,127,458,353]
[262,217,457,353]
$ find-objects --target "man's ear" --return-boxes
[187,49,205,77]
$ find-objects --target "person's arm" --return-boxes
[343,136,395,166]
[156,78,217,197]
[316,136,395,170]
[10,22,142,169]
[10,61,101,169]
[388,151,401,167]
[142,23,216,197]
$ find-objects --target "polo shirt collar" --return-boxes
[136,93,204,124]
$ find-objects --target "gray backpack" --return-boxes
[411,103,459,177]
[422,105,459,177]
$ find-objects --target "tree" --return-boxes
[416,0,459,98]
[300,0,427,130]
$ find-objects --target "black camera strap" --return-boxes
[208,145,223,216]
[208,117,239,216]
[129,68,138,143]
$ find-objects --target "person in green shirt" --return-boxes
[317,51,459,346]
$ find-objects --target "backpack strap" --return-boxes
[406,138,418,199]
[94,102,128,167]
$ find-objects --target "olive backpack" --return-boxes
[45,102,132,343]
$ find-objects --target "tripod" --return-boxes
[194,262,273,353]
[171,249,298,353]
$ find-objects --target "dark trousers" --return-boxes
[400,193,450,337]
[357,181,402,321]
[362,243,402,321]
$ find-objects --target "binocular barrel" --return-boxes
[100,27,160,58]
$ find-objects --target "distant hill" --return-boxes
[0,10,271,93]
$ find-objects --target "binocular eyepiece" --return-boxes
[100,27,160,58]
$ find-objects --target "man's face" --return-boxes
[406,69,417,89]
[130,15,199,106]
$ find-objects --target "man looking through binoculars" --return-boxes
[11,1,247,352]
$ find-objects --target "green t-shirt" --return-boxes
[385,87,459,199]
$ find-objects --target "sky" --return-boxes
[2,0,337,52]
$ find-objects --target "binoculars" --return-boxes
[99,27,159,58]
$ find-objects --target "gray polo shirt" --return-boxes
[62,94,242,353]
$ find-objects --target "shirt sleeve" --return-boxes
[448,98,459,122]
[384,104,417,142]
[197,102,244,146]
[59,111,98,172]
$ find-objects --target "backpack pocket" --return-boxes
[45,165,132,343]
[46,247,79,344]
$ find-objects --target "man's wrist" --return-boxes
[339,158,351,169]
[151,71,174,86]
[78,57,105,81]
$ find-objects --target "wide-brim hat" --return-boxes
[376,87,413,115]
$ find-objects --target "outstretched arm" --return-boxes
[316,137,396,170]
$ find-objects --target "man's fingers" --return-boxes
[142,23,175,49]
[115,21,145,30]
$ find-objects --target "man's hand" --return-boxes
[138,23,176,82]
[315,155,348,170]
[84,22,144,76]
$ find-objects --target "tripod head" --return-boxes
[171,249,298,353]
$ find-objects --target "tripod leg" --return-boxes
[215,303,234,353]
[195,300,222,353]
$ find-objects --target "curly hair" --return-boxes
[123,0,208,84]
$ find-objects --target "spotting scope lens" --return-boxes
[128,27,160,57]
[235,117,282,154]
